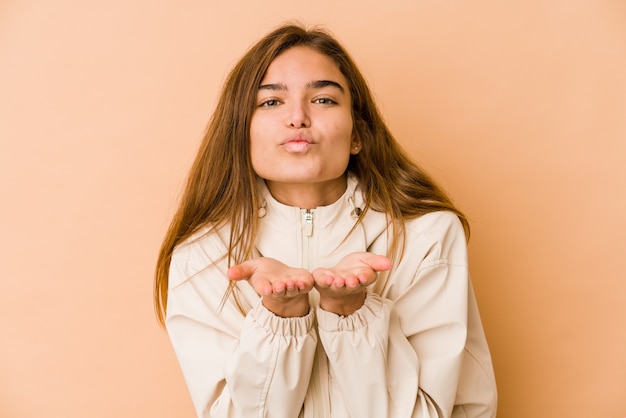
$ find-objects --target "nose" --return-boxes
[287,101,310,128]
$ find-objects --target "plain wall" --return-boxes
[1,0,625,417]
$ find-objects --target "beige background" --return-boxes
[1,0,625,417]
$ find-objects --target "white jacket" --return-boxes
[166,175,497,418]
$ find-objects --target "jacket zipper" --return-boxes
[301,208,331,417]
[303,209,314,236]
[302,209,314,270]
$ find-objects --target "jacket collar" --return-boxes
[257,172,364,230]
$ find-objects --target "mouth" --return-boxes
[280,136,313,145]
[280,137,314,153]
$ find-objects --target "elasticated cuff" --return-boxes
[316,292,390,332]
[250,299,316,337]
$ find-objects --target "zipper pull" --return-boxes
[303,209,314,237]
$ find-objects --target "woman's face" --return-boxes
[249,46,359,203]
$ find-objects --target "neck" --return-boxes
[265,176,347,209]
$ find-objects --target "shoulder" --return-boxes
[169,225,230,287]
[406,211,465,240]
[403,211,468,266]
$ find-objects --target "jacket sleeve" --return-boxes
[165,233,318,418]
[316,212,497,418]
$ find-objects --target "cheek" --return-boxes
[332,118,354,147]
[249,118,269,157]
[249,138,266,172]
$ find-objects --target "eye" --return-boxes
[313,97,337,105]
[259,98,281,107]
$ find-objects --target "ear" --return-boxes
[350,131,361,155]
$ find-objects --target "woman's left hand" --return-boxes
[312,252,391,315]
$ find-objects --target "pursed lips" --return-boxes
[280,136,314,153]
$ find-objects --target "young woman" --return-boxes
[155,24,497,418]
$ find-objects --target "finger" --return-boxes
[260,283,273,296]
[312,269,334,287]
[272,281,287,294]
[289,276,312,292]
[284,286,305,298]
[311,268,327,280]
[356,271,375,284]
[296,280,309,290]
[325,274,336,286]
[252,278,273,296]
[331,277,346,289]
[344,275,361,288]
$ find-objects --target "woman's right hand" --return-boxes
[227,257,314,317]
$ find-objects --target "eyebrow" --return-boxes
[258,79,345,93]
[258,82,287,91]
[306,80,345,93]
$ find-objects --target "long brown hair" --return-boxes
[154,23,469,325]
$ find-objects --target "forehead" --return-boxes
[261,46,347,84]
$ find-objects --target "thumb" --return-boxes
[227,261,256,281]
[362,254,392,272]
